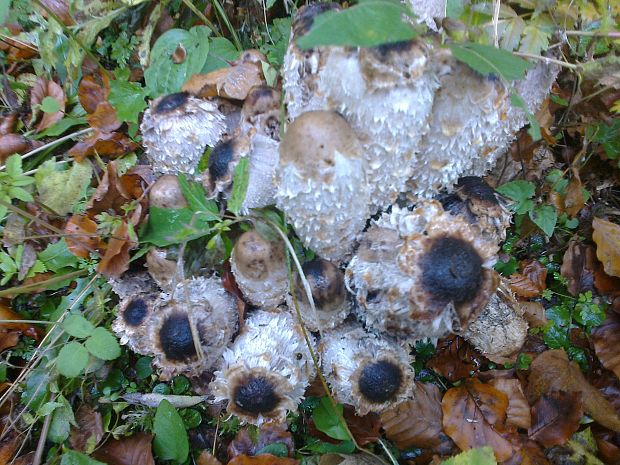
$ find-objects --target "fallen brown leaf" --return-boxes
[64,214,102,259]
[97,221,136,278]
[592,427,620,465]
[564,173,585,217]
[12,451,35,465]
[38,0,74,25]
[0,113,17,136]
[592,310,620,380]
[0,134,42,163]
[0,416,20,465]
[318,454,385,464]
[87,161,145,217]
[69,130,139,162]
[560,241,596,296]
[381,381,452,450]
[30,77,66,133]
[197,451,223,465]
[0,300,40,336]
[508,260,547,298]
[592,217,620,278]
[427,335,485,382]
[78,74,110,114]
[441,378,514,461]
[228,423,294,459]
[92,432,155,465]
[0,330,21,352]
[69,404,103,452]
[503,439,550,465]
[520,301,547,328]
[528,391,583,448]
[226,455,299,465]
[526,350,620,432]
[343,406,381,446]
[87,102,121,133]
[489,378,531,429]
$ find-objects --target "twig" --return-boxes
[564,30,620,38]
[32,413,52,465]
[492,0,500,47]
[179,0,224,39]
[208,0,243,51]
[512,51,579,69]
[99,393,210,408]
[0,270,88,297]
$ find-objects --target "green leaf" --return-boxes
[201,38,239,73]
[529,205,557,237]
[37,401,63,417]
[85,328,121,361]
[63,314,95,338]
[136,356,154,379]
[60,450,106,465]
[519,23,551,56]
[140,207,215,246]
[543,324,569,349]
[0,0,9,24]
[38,239,79,272]
[40,96,61,113]
[177,174,219,215]
[49,396,76,443]
[37,116,87,138]
[21,369,50,411]
[35,159,93,216]
[496,180,535,201]
[510,90,541,141]
[256,443,289,457]
[312,397,350,441]
[449,42,533,81]
[228,157,250,215]
[153,399,189,463]
[57,342,89,378]
[546,305,571,327]
[304,440,356,455]
[6,154,24,178]
[109,79,149,124]
[296,0,420,49]
[145,26,212,97]
[440,446,497,465]
[587,119,620,160]
[494,255,518,276]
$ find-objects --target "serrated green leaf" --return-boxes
[6,154,23,178]
[228,157,250,215]
[312,397,351,441]
[145,26,212,97]
[496,180,535,201]
[440,446,497,465]
[201,38,239,73]
[153,399,189,463]
[60,450,106,465]
[8,187,34,202]
[109,79,149,124]
[63,314,95,338]
[297,0,420,49]
[177,174,219,216]
[449,42,533,81]
[57,342,89,378]
[84,327,121,361]
[530,204,557,237]
[35,159,92,216]
[38,239,79,272]
[519,23,551,55]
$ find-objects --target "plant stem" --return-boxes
[209,0,243,51]
[564,30,620,38]
[32,413,52,465]
[180,0,224,38]
[0,270,88,297]
[513,51,579,69]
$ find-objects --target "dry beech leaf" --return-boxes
[0,113,17,136]
[564,173,585,217]
[522,260,547,292]
[441,378,514,461]
[503,439,550,465]
[69,405,103,452]
[560,241,596,296]
[0,424,20,465]
[38,0,74,25]
[97,221,136,278]
[64,215,102,259]
[381,381,448,450]
[79,74,110,114]
[489,378,531,430]
[507,274,541,298]
[0,26,38,61]
[593,259,620,296]
[30,78,66,133]
[87,102,121,133]
[69,130,139,161]
[0,134,42,163]
[92,432,155,465]
[528,390,583,448]
[592,310,620,380]
[183,63,265,100]
[87,161,145,217]
[526,350,620,432]
[520,301,547,328]
[593,428,620,465]
[197,451,222,465]
[593,217,620,278]
[0,301,40,336]
[343,406,381,446]
[0,330,21,352]
[228,423,294,459]
[427,336,485,382]
[226,455,299,465]
[318,454,384,465]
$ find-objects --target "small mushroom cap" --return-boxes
[149,175,188,209]
[232,231,274,280]
[358,359,404,403]
[280,111,363,179]
[145,248,178,291]
[201,135,251,197]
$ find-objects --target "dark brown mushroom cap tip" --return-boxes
[296,258,346,311]
[158,312,198,362]
[154,92,190,114]
[233,374,281,415]
[358,359,404,403]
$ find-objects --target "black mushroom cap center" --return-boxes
[155,92,189,113]
[233,375,280,415]
[297,259,345,310]
[159,313,197,361]
[420,235,483,305]
[358,359,403,403]
[456,176,499,205]
[123,298,149,326]
[208,140,235,183]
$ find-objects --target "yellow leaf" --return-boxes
[592,217,620,278]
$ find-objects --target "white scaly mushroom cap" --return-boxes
[460,292,528,364]
[276,111,370,263]
[230,230,288,308]
[346,201,500,342]
[240,134,280,214]
[317,41,439,210]
[286,258,351,332]
[140,92,226,175]
[118,276,237,380]
[210,310,317,425]
[320,324,414,415]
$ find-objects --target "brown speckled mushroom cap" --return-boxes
[149,175,188,210]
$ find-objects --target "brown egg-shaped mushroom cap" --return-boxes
[145,247,178,292]
[280,111,363,180]
[149,175,188,209]
[230,230,288,308]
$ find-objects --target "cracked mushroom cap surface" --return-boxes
[275,111,370,263]
[210,310,316,425]
[230,230,288,308]
[113,276,237,380]
[140,92,226,176]
[286,258,351,331]
[346,201,500,341]
[320,325,414,415]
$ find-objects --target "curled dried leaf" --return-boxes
[64,214,102,258]
[592,310,620,380]
[228,423,294,459]
[69,131,139,161]
[489,378,531,430]
[197,451,222,465]
[593,217,620,278]
[427,336,485,382]
[0,113,17,136]
[92,432,155,465]
[0,134,42,163]
[87,102,121,133]
[38,0,74,25]
[528,390,583,448]
[69,405,103,452]
[97,221,136,278]
[508,273,542,298]
[30,78,66,133]
[560,241,596,297]
[564,173,585,217]
[79,73,110,114]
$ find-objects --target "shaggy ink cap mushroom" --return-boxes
[202,136,251,198]
[358,359,404,403]
[149,175,188,209]
[122,297,150,327]
[154,92,189,113]
[158,312,197,361]
[233,374,280,415]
